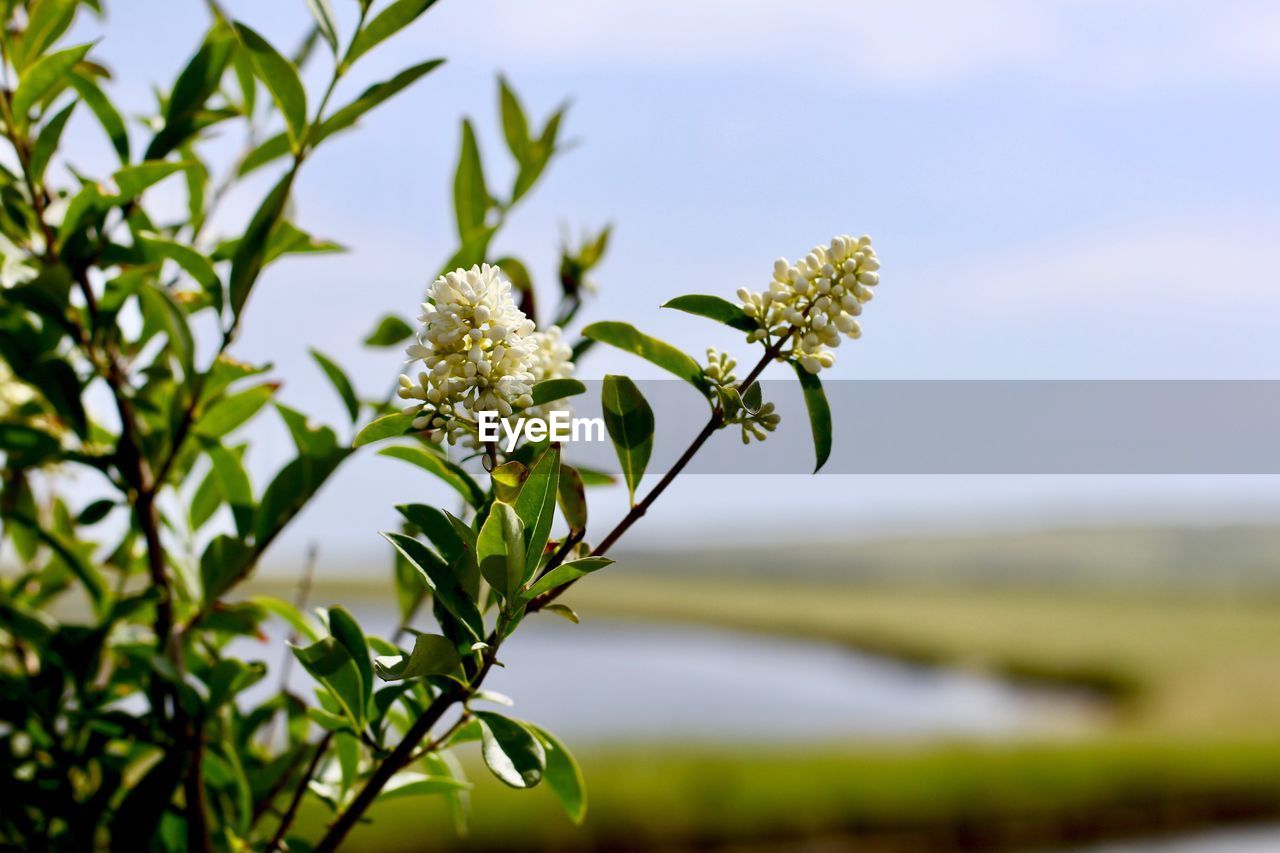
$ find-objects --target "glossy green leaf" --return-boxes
[380,772,472,799]
[250,595,321,642]
[234,23,307,149]
[583,321,707,392]
[112,160,189,202]
[382,532,483,639]
[30,100,76,181]
[292,637,365,726]
[474,711,545,789]
[556,463,587,533]
[522,557,612,600]
[199,534,254,603]
[395,503,465,564]
[75,498,115,526]
[203,439,254,537]
[792,361,833,473]
[353,411,415,447]
[373,632,461,682]
[662,293,757,333]
[327,606,373,713]
[363,314,414,347]
[378,445,484,507]
[344,0,439,68]
[601,375,653,504]
[195,384,276,438]
[512,444,559,573]
[317,59,444,144]
[477,501,524,603]
[147,27,234,159]
[229,170,294,317]
[309,348,359,422]
[453,118,488,239]
[237,131,291,177]
[529,724,586,823]
[529,378,586,407]
[12,43,93,126]
[68,71,129,162]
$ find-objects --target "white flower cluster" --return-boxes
[528,324,574,384]
[737,234,880,374]
[399,264,539,441]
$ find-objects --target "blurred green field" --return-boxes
[290,572,1280,850]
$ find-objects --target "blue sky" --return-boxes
[56,1,1280,567]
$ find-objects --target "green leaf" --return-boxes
[353,411,414,447]
[199,534,254,603]
[529,724,586,823]
[237,131,291,177]
[292,637,365,726]
[543,603,579,623]
[363,314,414,347]
[112,160,189,202]
[15,0,78,71]
[68,71,129,162]
[317,59,444,145]
[556,464,587,533]
[56,182,104,248]
[203,439,254,537]
[381,772,472,799]
[583,322,708,392]
[76,498,115,526]
[512,444,559,573]
[138,233,220,294]
[511,106,565,203]
[490,460,526,503]
[662,294,757,333]
[147,26,234,160]
[378,445,484,508]
[12,42,93,127]
[250,595,320,642]
[309,348,359,422]
[529,378,586,407]
[230,170,295,317]
[233,23,307,150]
[498,76,530,164]
[601,375,654,504]
[396,504,465,565]
[474,711,545,789]
[136,280,194,377]
[344,0,439,69]
[382,532,484,640]
[7,514,105,610]
[477,501,524,603]
[305,0,340,53]
[327,606,373,715]
[195,383,276,438]
[522,557,612,600]
[373,632,461,682]
[453,118,489,239]
[30,100,76,182]
[792,361,833,473]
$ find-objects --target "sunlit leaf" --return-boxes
[522,557,612,600]
[475,711,545,789]
[601,375,653,504]
[792,361,832,473]
[583,321,708,392]
[234,23,308,150]
[662,293,757,332]
[344,0,440,69]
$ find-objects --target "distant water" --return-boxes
[238,605,1095,742]
[1073,825,1280,852]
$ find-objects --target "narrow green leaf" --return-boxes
[136,280,195,377]
[522,557,612,600]
[305,0,340,53]
[529,378,586,407]
[203,440,254,537]
[792,361,833,473]
[529,724,586,823]
[195,383,276,438]
[363,314,414,347]
[601,375,654,504]
[662,294,757,333]
[30,100,76,182]
[543,603,579,623]
[327,606,373,715]
[512,444,559,573]
[344,0,439,68]
[76,498,115,526]
[112,160,189,202]
[317,59,444,144]
[381,772,472,799]
[236,131,291,177]
[378,445,484,507]
[12,43,93,126]
[234,23,307,149]
[556,464,587,533]
[498,76,530,163]
[230,170,294,317]
[583,322,708,392]
[147,26,234,159]
[138,233,220,293]
[453,118,489,239]
[7,514,105,610]
[382,532,483,639]
[395,504,465,564]
[68,71,129,162]
[199,534,254,603]
[309,348,360,422]
[250,595,320,642]
[374,633,461,682]
[291,637,364,726]
[475,711,545,789]
[477,502,524,603]
[353,411,414,447]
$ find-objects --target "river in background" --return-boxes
[237,604,1097,742]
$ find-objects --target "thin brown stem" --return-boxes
[267,731,334,851]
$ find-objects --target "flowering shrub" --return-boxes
[0,1,879,850]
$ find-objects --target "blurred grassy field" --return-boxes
[292,573,1280,850]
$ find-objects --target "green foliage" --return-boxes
[601,375,654,504]
[583,321,709,393]
[792,362,833,472]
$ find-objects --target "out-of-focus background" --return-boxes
[70,0,1280,849]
